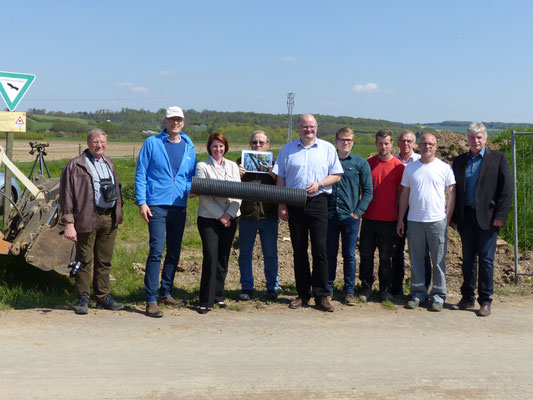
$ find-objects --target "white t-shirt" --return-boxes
[401,159,455,222]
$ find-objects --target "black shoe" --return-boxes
[265,290,278,301]
[198,306,209,315]
[96,294,124,311]
[239,290,254,301]
[75,295,89,315]
[216,302,227,309]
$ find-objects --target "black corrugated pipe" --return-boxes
[191,177,308,207]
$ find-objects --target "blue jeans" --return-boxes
[144,205,187,303]
[326,216,361,294]
[238,218,279,291]
[407,218,448,304]
[458,208,499,305]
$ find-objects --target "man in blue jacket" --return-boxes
[135,106,197,317]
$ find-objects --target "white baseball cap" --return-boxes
[165,106,184,119]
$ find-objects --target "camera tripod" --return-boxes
[28,142,51,179]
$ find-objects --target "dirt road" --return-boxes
[1,295,533,400]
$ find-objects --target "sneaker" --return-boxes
[75,295,89,315]
[265,290,278,301]
[145,302,164,318]
[239,290,254,301]
[345,293,356,306]
[96,294,124,311]
[429,302,443,312]
[358,288,372,303]
[406,298,420,309]
[158,296,187,307]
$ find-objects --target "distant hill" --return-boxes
[423,121,533,135]
[19,108,533,143]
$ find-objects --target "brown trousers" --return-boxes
[75,212,117,300]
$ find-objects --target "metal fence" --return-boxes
[512,131,533,283]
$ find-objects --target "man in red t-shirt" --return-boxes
[358,129,405,302]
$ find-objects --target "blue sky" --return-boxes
[2,0,532,123]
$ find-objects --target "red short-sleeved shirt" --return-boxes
[363,155,405,221]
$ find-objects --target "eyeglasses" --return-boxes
[399,139,414,144]
[420,142,436,147]
[251,140,267,145]
[299,125,317,130]
[336,138,353,143]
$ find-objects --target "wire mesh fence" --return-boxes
[510,131,533,283]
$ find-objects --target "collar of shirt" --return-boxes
[297,137,318,149]
[469,146,486,159]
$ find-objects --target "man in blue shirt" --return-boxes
[135,106,197,318]
[273,114,343,312]
[451,122,512,317]
[326,128,373,306]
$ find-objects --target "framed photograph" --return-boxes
[241,150,273,173]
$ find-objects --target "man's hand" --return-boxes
[306,182,319,195]
[64,223,77,242]
[139,204,152,223]
[493,219,505,228]
[279,204,289,221]
[396,220,405,237]
[351,212,361,220]
[219,213,232,227]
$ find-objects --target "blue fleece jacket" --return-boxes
[135,130,197,207]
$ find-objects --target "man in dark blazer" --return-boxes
[451,122,513,317]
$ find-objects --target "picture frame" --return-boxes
[241,150,273,173]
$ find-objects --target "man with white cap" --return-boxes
[135,106,197,317]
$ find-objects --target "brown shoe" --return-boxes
[345,293,356,306]
[289,297,309,309]
[146,302,164,318]
[451,298,476,310]
[477,304,491,317]
[318,297,334,312]
[158,296,187,307]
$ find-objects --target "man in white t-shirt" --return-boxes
[396,134,456,312]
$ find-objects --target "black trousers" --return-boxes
[197,216,238,308]
[287,194,330,301]
[359,219,396,294]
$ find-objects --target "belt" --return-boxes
[96,206,113,215]
[306,193,328,200]
[464,205,476,211]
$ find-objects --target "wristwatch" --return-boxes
[318,182,323,190]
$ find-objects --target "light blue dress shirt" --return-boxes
[272,137,343,196]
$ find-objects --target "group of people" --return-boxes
[59,106,512,318]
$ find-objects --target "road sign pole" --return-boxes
[3,132,14,223]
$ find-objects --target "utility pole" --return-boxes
[286,92,295,143]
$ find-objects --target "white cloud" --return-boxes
[351,82,379,93]
[281,56,298,62]
[158,70,174,76]
[131,86,149,93]
[253,94,264,99]
[118,82,133,87]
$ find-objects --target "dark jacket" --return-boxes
[60,152,123,233]
[237,157,278,220]
[451,147,512,230]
